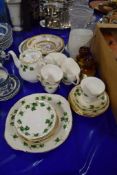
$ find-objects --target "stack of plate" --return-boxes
[0,23,13,50]
[18,34,65,56]
[5,93,72,153]
[68,85,110,117]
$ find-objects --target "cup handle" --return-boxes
[37,74,42,82]
[72,75,80,85]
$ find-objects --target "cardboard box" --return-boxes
[91,23,117,121]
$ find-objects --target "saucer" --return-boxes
[0,75,21,101]
[19,34,64,55]
[14,100,57,141]
[5,93,72,153]
[68,85,109,117]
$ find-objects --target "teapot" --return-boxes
[8,48,45,83]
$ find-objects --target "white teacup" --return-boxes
[44,52,67,67]
[37,64,63,93]
[80,77,105,103]
[61,58,80,85]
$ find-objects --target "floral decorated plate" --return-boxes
[4,93,72,153]
[14,100,57,141]
[26,34,64,55]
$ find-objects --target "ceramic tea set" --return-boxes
[3,32,110,153]
[8,47,81,93]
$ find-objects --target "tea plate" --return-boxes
[5,93,72,153]
[0,75,21,101]
[14,100,57,141]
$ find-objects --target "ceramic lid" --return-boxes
[41,64,63,83]
[20,49,42,64]
[14,100,57,140]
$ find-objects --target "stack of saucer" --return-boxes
[68,77,110,117]
[5,93,72,153]
[0,23,13,50]
[14,100,58,145]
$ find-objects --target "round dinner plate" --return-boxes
[14,100,57,141]
[4,93,72,153]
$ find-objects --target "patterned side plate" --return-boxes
[4,93,72,153]
[14,100,57,141]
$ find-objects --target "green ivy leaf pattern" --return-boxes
[84,93,88,97]
[35,96,39,100]
[20,126,25,131]
[31,106,36,111]
[63,125,67,129]
[39,143,44,148]
[17,119,22,124]
[47,97,52,101]
[13,134,18,139]
[90,105,94,109]
[34,133,39,137]
[25,132,30,136]
[11,115,15,120]
[47,106,51,111]
[57,101,62,105]
[41,96,46,100]
[55,137,60,143]
[40,102,45,107]
[77,92,81,96]
[101,96,105,100]
[25,126,30,130]
[63,112,67,116]
[31,145,37,148]
[43,128,48,133]
[32,102,38,107]
[25,104,30,109]
[21,100,25,105]
[48,122,52,127]
[30,67,34,71]
[10,122,14,126]
[19,111,24,116]
[45,119,51,124]
[23,142,28,146]
[51,114,54,119]
[14,109,18,114]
